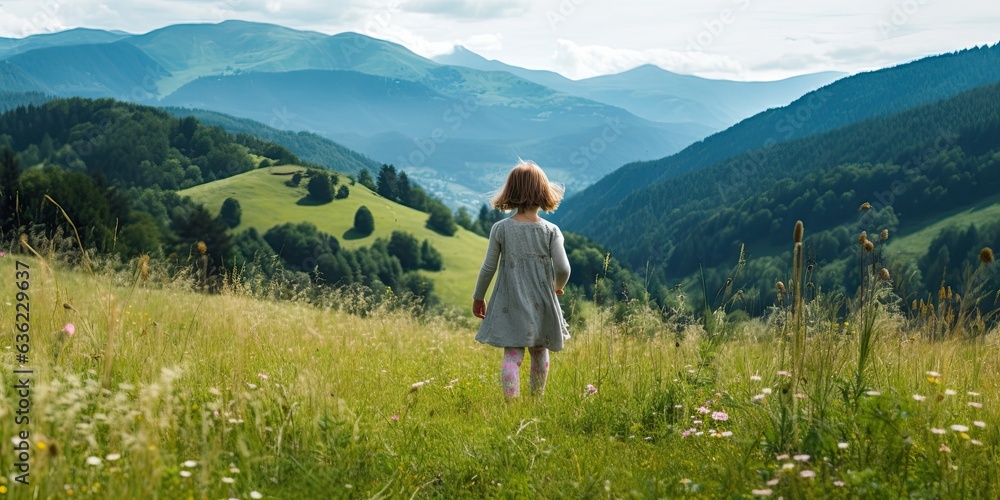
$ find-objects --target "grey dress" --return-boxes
[473,217,571,351]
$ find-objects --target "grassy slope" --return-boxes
[889,195,1000,262]
[2,256,999,498]
[180,165,487,308]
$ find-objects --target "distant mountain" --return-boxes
[435,47,845,130]
[0,27,128,59]
[162,106,382,175]
[5,41,169,100]
[0,61,46,93]
[557,43,1000,233]
[161,68,709,206]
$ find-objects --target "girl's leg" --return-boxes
[501,348,524,398]
[528,346,550,395]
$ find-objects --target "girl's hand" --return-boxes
[556,289,564,296]
[473,299,487,319]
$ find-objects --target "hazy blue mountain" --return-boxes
[4,41,169,100]
[162,107,385,175]
[0,91,54,112]
[162,68,710,206]
[556,43,1000,233]
[434,47,845,130]
[0,28,128,59]
[0,61,46,93]
[125,20,438,95]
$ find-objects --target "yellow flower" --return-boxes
[1,485,8,494]
[960,433,971,440]
[927,377,939,384]
[37,441,47,450]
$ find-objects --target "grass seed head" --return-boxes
[860,202,872,211]
[880,229,889,240]
[863,240,875,252]
[196,241,207,255]
[879,268,891,281]
[858,231,867,244]
[776,281,786,293]
[980,247,994,265]
[794,221,804,243]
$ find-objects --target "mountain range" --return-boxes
[0,20,841,207]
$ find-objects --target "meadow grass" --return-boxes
[180,165,488,308]
[1,252,999,499]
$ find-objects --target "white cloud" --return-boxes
[400,0,530,19]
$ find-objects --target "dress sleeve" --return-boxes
[472,221,503,300]
[551,225,571,291]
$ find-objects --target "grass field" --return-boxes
[180,165,488,309]
[1,251,998,498]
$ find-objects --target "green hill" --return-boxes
[180,165,488,307]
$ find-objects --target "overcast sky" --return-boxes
[1,0,998,81]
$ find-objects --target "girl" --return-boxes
[472,160,571,398]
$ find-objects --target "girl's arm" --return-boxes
[472,222,503,316]
[551,226,571,293]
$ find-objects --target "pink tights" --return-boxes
[501,346,549,398]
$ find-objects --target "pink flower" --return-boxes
[63,323,75,336]
[711,411,729,421]
[257,373,268,380]
[0,251,5,257]
[777,370,791,377]
[585,384,597,394]
[697,406,711,414]
[391,415,399,421]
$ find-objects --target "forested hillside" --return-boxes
[588,81,1000,310]
[558,44,1000,230]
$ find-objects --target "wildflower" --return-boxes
[800,470,816,478]
[880,229,889,240]
[913,394,926,401]
[0,251,4,257]
[682,428,695,437]
[721,431,733,437]
[221,477,235,484]
[879,268,890,281]
[180,471,192,478]
[951,424,969,433]
[674,404,683,409]
[939,443,951,453]
[251,493,263,499]
[795,393,807,399]
[410,381,425,392]
[866,390,881,396]
[680,478,691,485]
[860,202,872,211]
[775,454,789,460]
[777,371,790,377]
[711,411,728,421]
[926,370,942,377]
[931,428,947,435]
[945,389,957,396]
[183,460,197,468]
[106,453,121,461]
[980,247,994,265]
[968,391,981,396]
[837,442,849,449]
[960,432,971,440]
[258,373,268,380]
[86,456,101,466]
[246,382,257,390]
[697,406,711,414]
[63,323,76,336]
[863,240,875,252]
[782,463,796,470]
[793,454,810,462]
[751,489,773,496]
[975,421,986,428]
[833,480,846,487]
[968,402,983,408]
[391,415,399,421]
[762,387,773,394]
[972,439,984,446]
[750,375,762,381]
[766,479,780,486]
[752,394,766,401]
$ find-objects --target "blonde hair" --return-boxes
[491,160,564,212]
